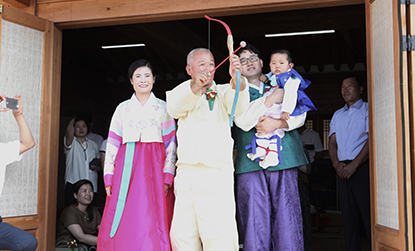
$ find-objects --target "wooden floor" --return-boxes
[238,229,370,251]
[312,225,370,251]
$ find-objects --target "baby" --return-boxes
[247,49,316,169]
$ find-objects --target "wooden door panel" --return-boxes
[0,5,61,251]
[366,0,413,249]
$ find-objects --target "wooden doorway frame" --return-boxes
[365,0,414,250]
[12,1,405,250]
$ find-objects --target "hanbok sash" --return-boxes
[110,142,135,238]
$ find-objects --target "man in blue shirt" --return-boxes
[329,74,370,251]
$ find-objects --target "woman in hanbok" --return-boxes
[97,59,177,251]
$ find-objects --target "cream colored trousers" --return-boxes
[170,163,239,251]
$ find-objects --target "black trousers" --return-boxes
[337,160,371,251]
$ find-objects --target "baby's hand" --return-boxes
[259,74,269,83]
[281,112,290,120]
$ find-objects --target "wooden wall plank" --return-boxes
[393,0,413,249]
[374,225,401,249]
[2,215,39,231]
[37,21,62,251]
[36,0,364,28]
[400,2,414,250]
[410,6,415,248]
[1,3,46,30]
[367,0,413,249]
[0,0,36,15]
[4,0,31,8]
[366,0,379,249]
[37,0,71,3]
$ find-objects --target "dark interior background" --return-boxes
[57,3,367,210]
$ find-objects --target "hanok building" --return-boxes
[0,0,413,250]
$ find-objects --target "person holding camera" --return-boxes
[64,115,100,207]
[0,94,38,251]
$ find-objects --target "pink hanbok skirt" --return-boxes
[98,142,174,251]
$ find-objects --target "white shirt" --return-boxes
[329,99,369,161]
[100,139,107,152]
[167,79,249,169]
[299,128,324,163]
[281,76,301,114]
[87,132,104,151]
[64,137,100,192]
[0,141,21,197]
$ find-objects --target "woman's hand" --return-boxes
[164,184,170,196]
[105,186,112,197]
[89,158,99,170]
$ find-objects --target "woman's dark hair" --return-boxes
[127,59,155,79]
[73,179,94,222]
[74,116,91,134]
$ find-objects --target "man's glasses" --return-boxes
[240,55,259,66]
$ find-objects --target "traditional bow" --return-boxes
[205,15,242,127]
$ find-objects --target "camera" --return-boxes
[5,98,19,110]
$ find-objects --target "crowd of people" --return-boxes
[0,42,370,251]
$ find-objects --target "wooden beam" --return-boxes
[36,0,364,28]
[0,2,45,31]
[0,0,36,15]
[4,0,30,8]
[2,215,39,231]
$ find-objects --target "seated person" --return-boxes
[56,179,101,249]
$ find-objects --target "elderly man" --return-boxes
[233,44,308,251]
[328,74,370,251]
[167,48,249,251]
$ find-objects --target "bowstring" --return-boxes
[208,19,211,50]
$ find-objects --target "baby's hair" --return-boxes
[270,49,293,63]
